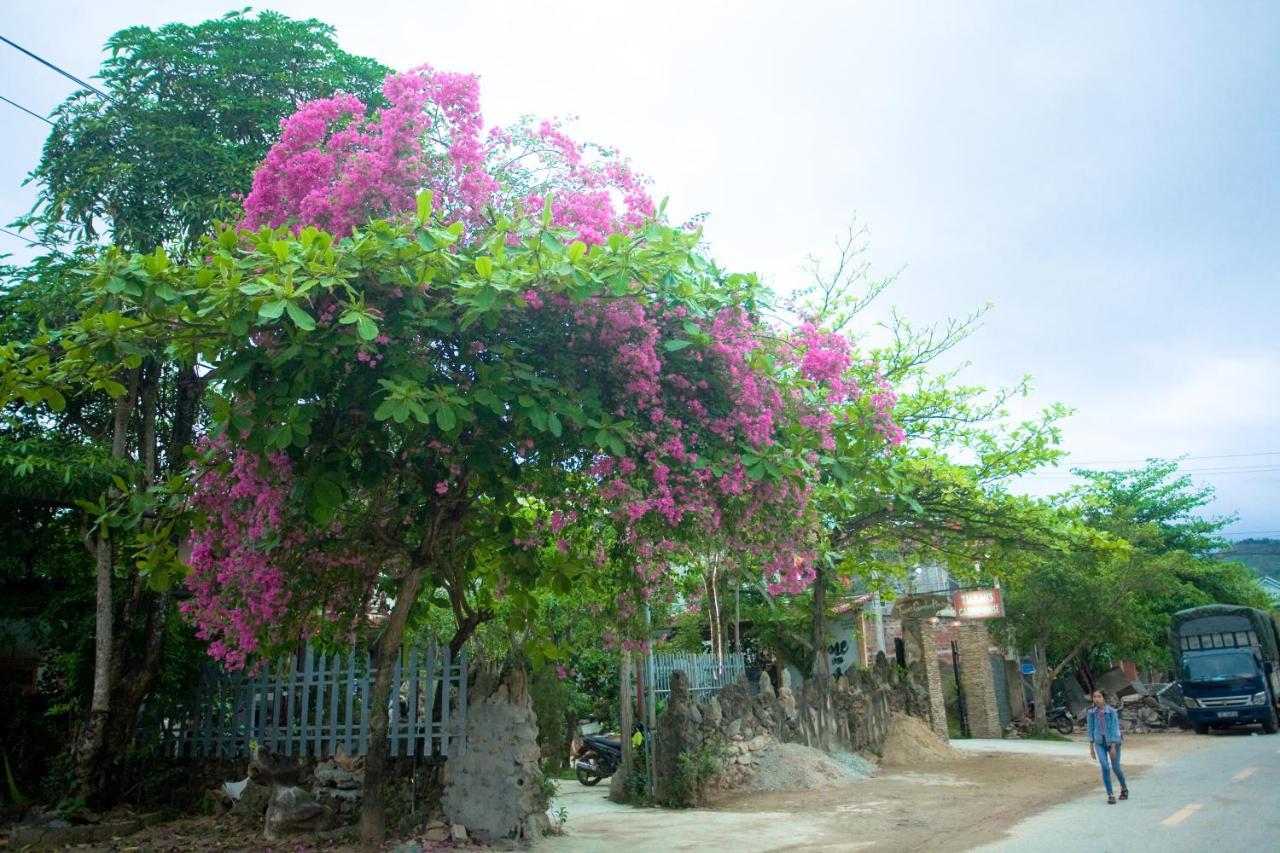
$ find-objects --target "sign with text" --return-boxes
[952,587,1005,619]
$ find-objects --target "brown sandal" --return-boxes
[1107,796,1116,804]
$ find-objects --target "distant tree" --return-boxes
[23,9,388,253]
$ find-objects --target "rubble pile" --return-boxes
[1119,686,1190,732]
[312,744,364,819]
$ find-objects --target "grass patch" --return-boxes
[546,766,579,780]
[1023,730,1071,742]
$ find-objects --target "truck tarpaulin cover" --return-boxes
[1168,605,1280,663]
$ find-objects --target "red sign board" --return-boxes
[952,587,1004,619]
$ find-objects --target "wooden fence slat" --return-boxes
[406,647,419,758]
[358,651,370,756]
[456,644,468,757]
[271,658,284,754]
[328,652,341,756]
[344,650,356,753]
[300,647,314,756]
[316,651,328,757]
[389,648,402,757]
[441,643,452,757]
[423,643,437,756]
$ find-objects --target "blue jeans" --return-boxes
[1095,742,1127,796]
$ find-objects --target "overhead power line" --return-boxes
[0,33,114,102]
[0,92,53,125]
[0,226,41,246]
[1066,450,1280,465]
[1029,463,1280,479]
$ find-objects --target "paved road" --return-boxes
[977,730,1280,852]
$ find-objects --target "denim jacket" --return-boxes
[1086,704,1122,745]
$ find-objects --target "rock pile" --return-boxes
[247,747,330,842]
[312,744,364,819]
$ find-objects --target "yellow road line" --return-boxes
[1161,804,1202,827]
[1233,767,1257,781]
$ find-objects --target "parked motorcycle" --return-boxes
[574,734,622,786]
[574,725,646,786]
[1047,703,1076,735]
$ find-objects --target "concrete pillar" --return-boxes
[956,622,1002,738]
[902,617,949,741]
[1003,658,1026,721]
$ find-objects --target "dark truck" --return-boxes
[1170,605,1280,735]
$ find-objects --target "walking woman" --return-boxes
[1086,689,1129,804]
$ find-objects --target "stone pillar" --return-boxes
[902,618,949,741]
[956,622,1002,738]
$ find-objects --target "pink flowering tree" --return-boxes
[94,65,906,839]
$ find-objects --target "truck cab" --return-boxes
[1180,648,1277,733]
[1171,605,1280,735]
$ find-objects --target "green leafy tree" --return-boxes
[23,9,388,253]
[1,10,387,807]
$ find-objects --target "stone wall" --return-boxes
[658,651,934,796]
[440,668,550,842]
[955,622,1002,738]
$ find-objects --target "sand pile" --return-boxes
[751,742,874,791]
[880,713,960,766]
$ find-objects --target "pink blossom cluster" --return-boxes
[181,438,375,670]
[242,68,653,245]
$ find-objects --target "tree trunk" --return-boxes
[1031,643,1051,734]
[608,647,634,803]
[359,562,430,845]
[813,565,829,681]
[75,374,138,805]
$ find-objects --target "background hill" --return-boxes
[1218,538,1280,579]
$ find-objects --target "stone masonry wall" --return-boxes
[659,651,935,795]
[955,621,1002,738]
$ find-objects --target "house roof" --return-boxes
[1256,575,1280,604]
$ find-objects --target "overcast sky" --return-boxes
[2,1,1277,538]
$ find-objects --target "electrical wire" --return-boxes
[1028,465,1280,480]
[0,34,114,102]
[0,226,40,246]
[0,93,53,125]
[1065,450,1280,465]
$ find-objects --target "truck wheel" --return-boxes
[1263,711,1278,735]
[1193,723,1209,735]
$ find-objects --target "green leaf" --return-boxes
[568,241,587,263]
[548,412,562,437]
[436,404,457,432]
[664,338,693,351]
[356,316,379,341]
[475,256,494,279]
[285,302,316,331]
[258,300,287,320]
[315,479,343,509]
[42,388,67,412]
[416,189,434,224]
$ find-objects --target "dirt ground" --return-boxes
[539,733,1214,853]
[4,735,1210,852]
